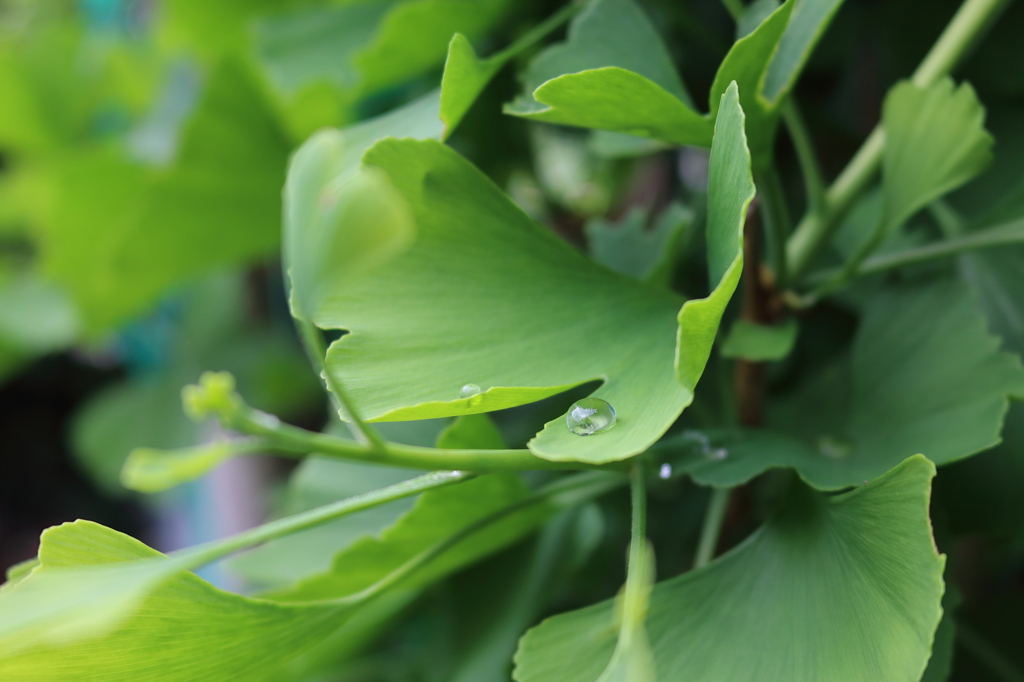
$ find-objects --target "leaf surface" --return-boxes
[314,85,750,463]
[513,456,945,682]
[264,473,548,601]
[719,318,798,361]
[0,521,351,681]
[504,0,711,145]
[882,79,993,232]
[671,282,1024,489]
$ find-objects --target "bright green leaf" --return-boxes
[441,6,577,137]
[0,520,354,680]
[510,0,693,108]
[882,79,993,232]
[719,318,798,361]
[119,441,242,494]
[314,85,749,463]
[513,456,945,682]
[509,67,713,146]
[504,0,712,146]
[285,150,415,321]
[676,82,752,392]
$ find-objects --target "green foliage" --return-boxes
[882,79,993,233]
[719,318,798,361]
[514,457,944,682]
[4,0,1024,680]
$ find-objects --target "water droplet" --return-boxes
[659,463,672,479]
[707,448,728,461]
[566,398,616,436]
[460,383,482,399]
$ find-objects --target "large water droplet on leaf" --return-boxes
[460,383,482,399]
[566,398,616,436]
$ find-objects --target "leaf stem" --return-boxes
[956,622,1024,682]
[694,487,730,568]
[630,461,647,559]
[803,218,1024,286]
[754,165,792,288]
[351,471,626,604]
[296,318,388,452]
[785,0,1012,280]
[780,98,826,215]
[176,470,475,568]
[231,402,617,472]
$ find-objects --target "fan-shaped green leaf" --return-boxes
[0,521,354,681]
[882,79,993,233]
[670,281,1024,489]
[510,0,693,109]
[313,84,749,463]
[513,456,945,682]
[505,0,796,161]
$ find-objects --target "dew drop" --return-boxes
[707,448,728,461]
[460,383,482,399]
[566,398,616,436]
[659,463,672,479]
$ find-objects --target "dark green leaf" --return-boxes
[719,318,798,361]
[513,456,945,682]
[673,282,1024,489]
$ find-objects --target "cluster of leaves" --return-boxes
[3,0,1024,680]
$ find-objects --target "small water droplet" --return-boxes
[566,398,616,436]
[460,383,482,399]
[707,448,728,461]
[659,463,672,479]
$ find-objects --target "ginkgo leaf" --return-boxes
[0,521,355,681]
[513,456,945,682]
[882,79,993,232]
[669,281,1024,490]
[311,83,751,463]
[504,0,710,144]
[284,21,569,320]
[505,0,799,161]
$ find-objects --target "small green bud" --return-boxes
[181,371,244,423]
